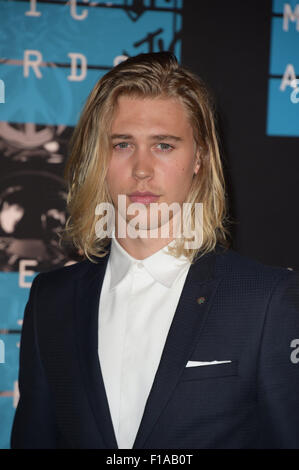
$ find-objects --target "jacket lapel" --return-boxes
[132,247,223,449]
[74,249,119,449]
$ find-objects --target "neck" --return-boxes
[113,216,179,260]
[115,232,174,260]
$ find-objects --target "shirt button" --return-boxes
[137,262,143,269]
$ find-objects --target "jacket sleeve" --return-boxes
[10,273,58,449]
[257,270,299,448]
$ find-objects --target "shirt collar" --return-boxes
[109,233,190,290]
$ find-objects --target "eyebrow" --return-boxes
[110,134,183,142]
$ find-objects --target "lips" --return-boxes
[128,191,160,204]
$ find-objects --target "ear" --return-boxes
[193,150,201,175]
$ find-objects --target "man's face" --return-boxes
[106,95,200,234]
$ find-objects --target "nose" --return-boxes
[132,146,154,181]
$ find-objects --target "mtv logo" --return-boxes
[124,0,146,22]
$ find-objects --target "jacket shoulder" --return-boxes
[215,246,296,283]
[32,256,108,289]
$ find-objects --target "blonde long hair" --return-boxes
[62,52,231,263]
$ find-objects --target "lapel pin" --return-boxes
[196,296,206,304]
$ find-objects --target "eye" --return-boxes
[156,143,174,152]
[113,142,130,150]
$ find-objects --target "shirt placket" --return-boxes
[117,262,151,449]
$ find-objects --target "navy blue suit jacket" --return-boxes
[10,244,299,448]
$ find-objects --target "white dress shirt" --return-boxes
[98,235,191,449]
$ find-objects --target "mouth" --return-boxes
[128,191,160,205]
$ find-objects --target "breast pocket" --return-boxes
[179,360,238,382]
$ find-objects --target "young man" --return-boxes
[11,52,299,449]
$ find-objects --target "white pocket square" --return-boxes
[186,360,232,367]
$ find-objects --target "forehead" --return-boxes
[111,95,192,134]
